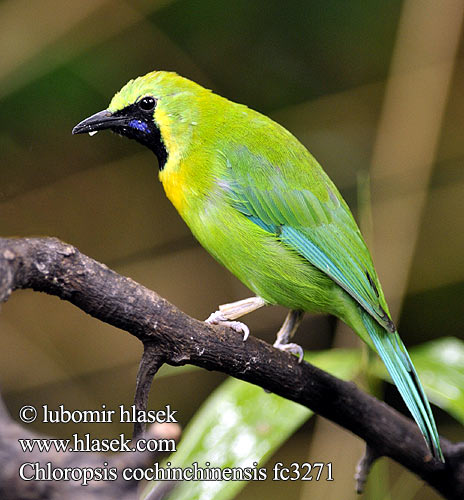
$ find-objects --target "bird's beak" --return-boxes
[72,110,129,135]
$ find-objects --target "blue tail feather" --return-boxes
[360,309,444,462]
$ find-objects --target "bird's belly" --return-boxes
[184,202,340,314]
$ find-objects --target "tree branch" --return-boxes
[0,237,463,499]
[355,444,380,494]
[133,345,166,439]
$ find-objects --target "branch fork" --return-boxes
[0,237,462,499]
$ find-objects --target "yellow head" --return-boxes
[72,70,211,170]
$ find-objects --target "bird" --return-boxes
[72,70,444,461]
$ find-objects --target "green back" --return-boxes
[215,108,394,331]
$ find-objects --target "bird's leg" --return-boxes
[205,296,266,341]
[273,310,305,362]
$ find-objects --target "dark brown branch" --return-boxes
[133,345,166,439]
[0,237,463,499]
[355,445,380,494]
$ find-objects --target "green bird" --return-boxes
[73,70,444,461]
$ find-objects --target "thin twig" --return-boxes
[133,344,166,438]
[355,444,380,494]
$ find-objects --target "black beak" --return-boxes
[72,110,130,135]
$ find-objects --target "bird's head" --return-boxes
[72,71,208,169]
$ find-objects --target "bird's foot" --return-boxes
[273,340,304,363]
[205,311,250,341]
[273,310,305,362]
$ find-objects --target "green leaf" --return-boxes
[373,337,464,424]
[142,349,361,500]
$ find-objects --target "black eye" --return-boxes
[138,96,156,112]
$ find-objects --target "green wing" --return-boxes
[222,144,394,332]
[219,141,444,461]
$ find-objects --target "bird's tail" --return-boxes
[360,309,444,462]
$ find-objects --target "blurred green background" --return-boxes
[1,1,463,499]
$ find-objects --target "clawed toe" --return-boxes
[273,341,304,363]
[205,311,250,341]
[205,310,228,324]
[227,321,250,340]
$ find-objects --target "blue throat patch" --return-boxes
[128,119,150,133]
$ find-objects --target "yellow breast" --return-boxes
[155,106,189,215]
[159,161,188,215]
